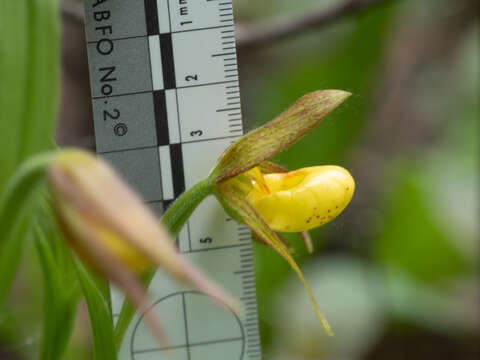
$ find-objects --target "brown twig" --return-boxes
[62,0,395,49]
[235,0,396,49]
[61,2,84,24]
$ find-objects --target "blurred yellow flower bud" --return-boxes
[47,149,237,314]
[48,149,168,274]
[246,166,355,232]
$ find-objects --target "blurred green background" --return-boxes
[239,1,479,359]
[1,0,478,359]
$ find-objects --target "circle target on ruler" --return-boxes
[131,291,245,360]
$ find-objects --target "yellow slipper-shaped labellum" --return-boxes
[246,166,355,233]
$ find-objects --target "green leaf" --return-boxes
[0,0,60,189]
[385,269,472,334]
[34,215,81,360]
[211,90,350,182]
[75,262,117,360]
[0,308,25,359]
[374,166,469,283]
[216,181,334,336]
[0,0,60,305]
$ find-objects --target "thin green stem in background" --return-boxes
[113,177,214,350]
[76,261,117,360]
[0,152,56,305]
[34,218,81,360]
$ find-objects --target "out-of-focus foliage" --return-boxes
[0,0,60,188]
[75,262,116,360]
[0,3,96,360]
[243,0,397,348]
[34,213,81,360]
[271,256,387,360]
[237,0,478,358]
[0,0,60,300]
[0,0,478,358]
[0,3,60,355]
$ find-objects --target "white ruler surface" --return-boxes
[83,1,261,359]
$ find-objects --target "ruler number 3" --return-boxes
[190,130,203,137]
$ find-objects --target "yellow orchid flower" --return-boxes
[46,90,351,339]
[215,164,355,336]
[246,165,355,233]
[211,90,353,335]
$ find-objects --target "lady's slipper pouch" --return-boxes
[247,166,355,233]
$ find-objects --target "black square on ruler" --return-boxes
[144,0,159,35]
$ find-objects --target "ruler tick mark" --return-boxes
[182,293,192,360]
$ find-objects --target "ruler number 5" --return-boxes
[185,74,199,82]
[200,237,213,244]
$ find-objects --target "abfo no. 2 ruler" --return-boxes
[83,0,262,359]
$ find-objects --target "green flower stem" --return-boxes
[113,176,214,350]
[161,177,214,235]
[0,152,56,304]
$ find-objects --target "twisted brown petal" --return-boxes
[212,90,351,182]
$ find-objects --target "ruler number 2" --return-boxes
[103,108,128,137]
[103,108,120,121]
[185,74,199,82]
